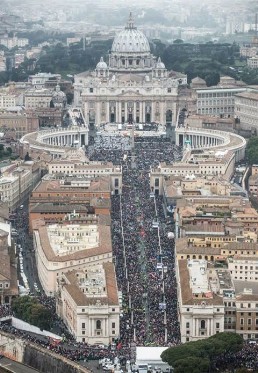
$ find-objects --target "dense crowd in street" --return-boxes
[3,132,258,371]
[88,136,182,348]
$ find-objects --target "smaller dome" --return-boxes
[96,57,108,69]
[156,57,165,69]
[52,85,66,107]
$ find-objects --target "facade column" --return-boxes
[83,102,88,119]
[133,102,137,122]
[139,102,143,122]
[118,102,122,123]
[116,102,119,123]
[142,102,145,123]
[105,318,108,337]
[151,101,155,122]
[160,101,165,125]
[125,102,128,122]
[106,102,109,123]
[95,102,99,125]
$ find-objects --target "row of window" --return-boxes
[185,321,220,329]
[82,321,116,329]
[197,92,236,98]
[240,318,258,325]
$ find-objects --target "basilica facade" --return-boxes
[74,14,187,127]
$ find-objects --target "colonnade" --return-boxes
[38,127,89,148]
[183,134,222,148]
[44,133,80,146]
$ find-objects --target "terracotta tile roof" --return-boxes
[177,244,221,255]
[36,223,112,262]
[64,262,118,307]
[183,224,224,233]
[30,203,90,214]
[236,294,258,301]
[32,176,110,194]
[0,255,11,281]
[178,259,223,305]
[224,242,258,251]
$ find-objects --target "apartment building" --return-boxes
[0,161,41,210]
[0,110,39,139]
[33,219,113,296]
[48,149,122,195]
[177,259,225,343]
[57,263,120,344]
[24,88,53,109]
[235,90,258,133]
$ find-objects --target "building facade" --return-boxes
[235,91,258,133]
[57,263,120,344]
[74,14,187,127]
[247,56,258,69]
[195,87,246,117]
[0,161,41,210]
[33,221,113,296]
[177,259,225,343]
[0,110,39,139]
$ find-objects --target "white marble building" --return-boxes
[74,13,187,127]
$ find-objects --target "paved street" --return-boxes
[12,205,43,295]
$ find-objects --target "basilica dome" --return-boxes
[96,57,108,69]
[111,13,150,54]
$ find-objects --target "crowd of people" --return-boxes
[3,131,258,371]
[89,136,182,348]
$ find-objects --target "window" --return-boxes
[167,88,171,93]
[201,320,206,329]
[216,323,220,329]
[96,320,101,330]
[82,323,85,329]
[112,322,115,329]
[186,322,190,328]
[90,88,93,93]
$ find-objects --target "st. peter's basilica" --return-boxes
[74,13,187,127]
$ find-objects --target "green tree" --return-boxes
[173,39,184,44]
[246,137,258,165]
[205,72,220,86]
[161,332,243,373]
[12,296,52,330]
[29,303,52,330]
